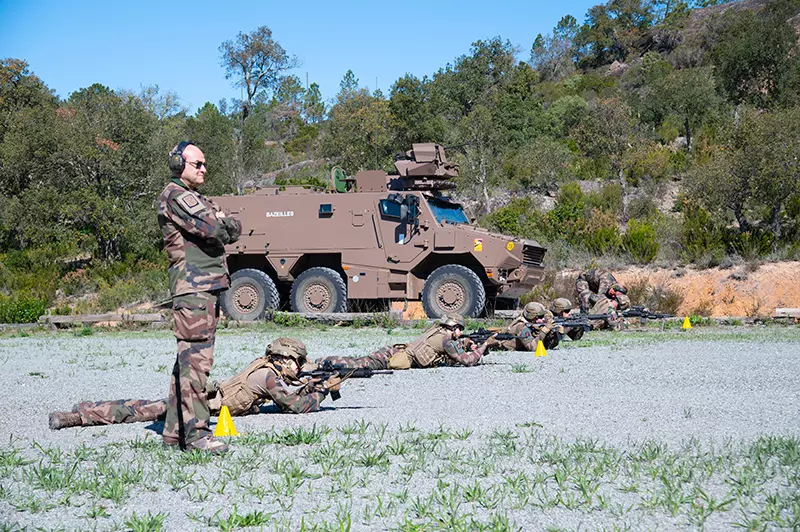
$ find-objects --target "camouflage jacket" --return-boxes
[260,367,330,414]
[157,179,242,296]
[407,324,485,367]
[504,311,555,349]
[577,269,620,305]
[588,297,620,330]
[444,335,485,366]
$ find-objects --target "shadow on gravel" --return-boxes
[144,421,164,435]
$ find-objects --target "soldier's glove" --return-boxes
[324,375,344,393]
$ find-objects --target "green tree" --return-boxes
[219,26,299,192]
[388,74,445,150]
[218,26,300,120]
[303,82,325,125]
[575,0,658,68]
[502,137,575,193]
[531,15,579,81]
[710,0,800,108]
[185,102,235,195]
[322,72,395,171]
[571,98,639,221]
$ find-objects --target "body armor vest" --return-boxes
[404,324,449,367]
[208,357,276,415]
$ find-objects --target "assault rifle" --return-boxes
[622,306,675,322]
[465,328,516,346]
[298,362,394,401]
[552,317,592,333]
[575,306,675,329]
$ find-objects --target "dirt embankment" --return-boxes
[613,261,800,317]
[396,261,800,319]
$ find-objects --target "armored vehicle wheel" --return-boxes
[290,267,347,314]
[221,269,280,321]
[422,265,486,318]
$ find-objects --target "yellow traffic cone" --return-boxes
[534,340,547,357]
[682,317,693,330]
[213,405,238,437]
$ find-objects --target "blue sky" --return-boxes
[1,0,599,113]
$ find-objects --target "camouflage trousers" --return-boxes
[75,399,167,426]
[163,291,220,447]
[316,346,399,370]
[575,279,595,312]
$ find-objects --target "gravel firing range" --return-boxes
[1,325,799,531]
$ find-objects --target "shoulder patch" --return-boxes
[176,192,206,215]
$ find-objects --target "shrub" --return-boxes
[623,219,659,264]
[581,209,622,254]
[0,294,47,323]
[728,230,772,261]
[680,203,725,266]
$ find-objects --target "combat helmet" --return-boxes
[615,294,631,311]
[439,314,466,329]
[523,302,546,320]
[267,338,308,365]
[550,298,572,314]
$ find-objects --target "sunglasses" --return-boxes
[185,160,207,170]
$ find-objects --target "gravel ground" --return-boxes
[0,324,798,531]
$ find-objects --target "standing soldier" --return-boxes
[575,268,627,313]
[158,141,241,453]
[48,339,344,429]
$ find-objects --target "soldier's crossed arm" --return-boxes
[206,197,242,244]
[167,190,230,244]
[263,371,326,414]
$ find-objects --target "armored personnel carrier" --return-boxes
[211,143,546,319]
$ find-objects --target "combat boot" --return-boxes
[49,411,81,430]
[186,435,228,454]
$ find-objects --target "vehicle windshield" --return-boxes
[427,197,469,225]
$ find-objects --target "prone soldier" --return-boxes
[586,294,631,330]
[310,315,491,371]
[575,268,627,313]
[550,297,585,341]
[48,339,343,431]
[489,302,560,351]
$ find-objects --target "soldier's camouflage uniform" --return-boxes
[495,311,560,351]
[315,324,485,371]
[66,356,333,427]
[587,297,621,330]
[315,345,402,370]
[157,178,241,447]
[575,268,625,312]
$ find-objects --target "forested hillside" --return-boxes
[1,0,799,321]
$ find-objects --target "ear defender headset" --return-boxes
[168,140,195,176]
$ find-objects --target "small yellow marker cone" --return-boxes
[682,317,693,330]
[534,340,547,357]
[213,405,238,437]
